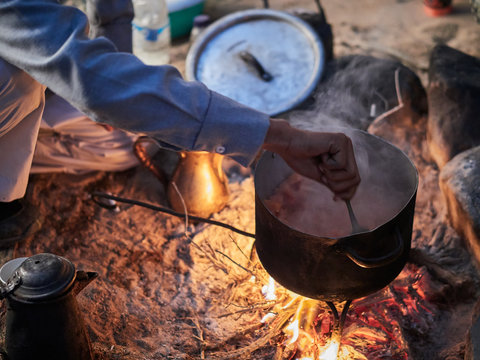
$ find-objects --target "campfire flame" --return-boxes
[319,340,340,360]
[285,319,300,345]
[258,263,436,360]
[262,276,277,301]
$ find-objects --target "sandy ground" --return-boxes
[1,0,480,359]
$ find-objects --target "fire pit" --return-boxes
[1,1,480,358]
[4,68,478,359]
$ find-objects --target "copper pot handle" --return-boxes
[133,136,169,187]
[336,227,405,269]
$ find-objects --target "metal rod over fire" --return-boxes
[325,300,352,358]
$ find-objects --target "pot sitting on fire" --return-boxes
[254,129,418,301]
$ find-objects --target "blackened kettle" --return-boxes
[0,253,97,360]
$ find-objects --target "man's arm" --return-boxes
[0,0,270,166]
[0,0,359,197]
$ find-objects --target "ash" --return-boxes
[0,97,477,360]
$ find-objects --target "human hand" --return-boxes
[262,118,360,200]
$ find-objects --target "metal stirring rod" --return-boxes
[345,199,365,234]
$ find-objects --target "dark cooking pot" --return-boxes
[254,129,418,301]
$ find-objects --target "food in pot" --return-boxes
[264,173,405,238]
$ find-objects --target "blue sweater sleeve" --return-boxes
[0,0,270,166]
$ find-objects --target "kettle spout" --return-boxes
[73,271,98,296]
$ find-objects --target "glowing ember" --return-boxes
[259,263,436,359]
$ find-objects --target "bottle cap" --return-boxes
[193,14,211,27]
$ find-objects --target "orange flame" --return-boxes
[260,265,434,359]
[319,340,340,360]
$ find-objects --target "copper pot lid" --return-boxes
[185,9,325,116]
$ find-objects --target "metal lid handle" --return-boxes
[0,272,22,300]
[239,51,273,82]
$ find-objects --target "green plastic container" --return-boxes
[167,0,205,39]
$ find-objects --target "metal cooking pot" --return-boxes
[254,129,418,301]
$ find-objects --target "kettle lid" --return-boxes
[11,253,76,302]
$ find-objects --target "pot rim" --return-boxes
[254,129,419,240]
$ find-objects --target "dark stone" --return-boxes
[465,299,480,360]
[472,0,480,23]
[289,55,427,131]
[439,146,480,268]
[427,45,480,168]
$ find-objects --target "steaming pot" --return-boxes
[0,253,97,360]
[254,129,418,301]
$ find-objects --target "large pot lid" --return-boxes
[185,9,325,116]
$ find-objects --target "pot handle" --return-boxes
[133,136,171,188]
[0,271,21,300]
[338,227,405,269]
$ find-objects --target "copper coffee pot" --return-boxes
[134,136,230,218]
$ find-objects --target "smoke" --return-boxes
[283,55,418,220]
[287,55,407,131]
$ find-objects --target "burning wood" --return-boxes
[247,262,434,360]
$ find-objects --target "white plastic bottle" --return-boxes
[189,14,211,43]
[132,0,171,65]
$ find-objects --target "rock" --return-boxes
[472,0,480,23]
[465,299,480,360]
[427,45,480,169]
[288,55,427,131]
[439,146,480,268]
